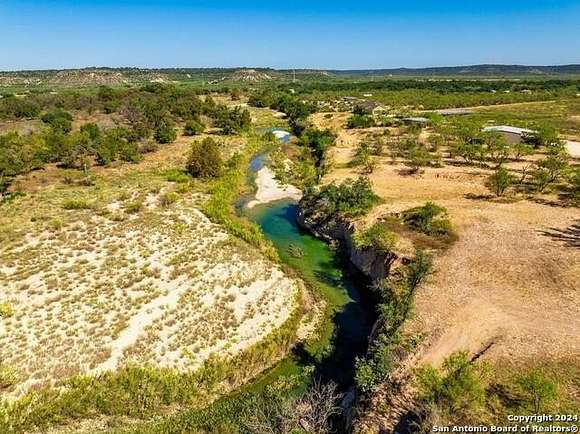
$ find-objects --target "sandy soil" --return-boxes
[566,140,580,158]
[0,129,299,400]
[247,166,302,208]
[320,121,580,368]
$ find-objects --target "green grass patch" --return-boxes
[201,133,278,261]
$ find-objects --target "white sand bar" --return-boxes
[247,166,302,208]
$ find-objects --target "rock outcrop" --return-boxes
[296,204,402,282]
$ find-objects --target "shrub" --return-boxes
[568,166,580,198]
[516,370,558,413]
[0,301,14,318]
[41,109,73,133]
[351,142,377,174]
[532,151,569,192]
[124,200,143,214]
[183,119,205,136]
[154,119,177,144]
[159,192,179,207]
[164,169,191,183]
[402,202,451,236]
[0,364,18,390]
[406,145,438,173]
[215,107,251,135]
[415,352,488,418]
[486,167,514,196]
[353,223,398,253]
[62,199,94,210]
[346,114,374,129]
[138,139,159,154]
[186,137,223,178]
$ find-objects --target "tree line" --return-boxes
[0,85,252,195]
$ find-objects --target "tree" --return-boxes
[60,131,93,173]
[351,142,376,174]
[486,167,514,196]
[0,133,27,194]
[215,107,251,135]
[407,145,437,173]
[524,126,560,149]
[516,370,557,413]
[512,141,534,161]
[483,131,510,167]
[186,138,223,178]
[532,151,569,192]
[41,109,73,133]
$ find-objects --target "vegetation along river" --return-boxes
[114,133,378,432]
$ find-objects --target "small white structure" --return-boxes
[402,116,430,125]
[482,125,536,144]
[272,130,291,142]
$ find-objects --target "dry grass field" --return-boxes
[312,111,580,369]
[0,127,299,400]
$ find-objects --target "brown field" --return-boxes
[312,111,580,368]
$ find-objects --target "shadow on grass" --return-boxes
[538,220,580,248]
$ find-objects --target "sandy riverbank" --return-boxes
[247,166,302,208]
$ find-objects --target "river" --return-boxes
[241,149,376,391]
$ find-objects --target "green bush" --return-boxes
[215,107,251,135]
[402,202,452,236]
[351,142,377,174]
[416,352,488,417]
[0,301,14,318]
[164,169,192,183]
[353,223,398,253]
[0,364,18,390]
[516,370,558,413]
[186,138,223,178]
[154,119,177,144]
[62,199,94,210]
[124,200,143,214]
[183,119,206,136]
[41,109,73,133]
[346,114,374,129]
[159,192,179,207]
[568,166,580,198]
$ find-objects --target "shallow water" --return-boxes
[245,197,375,388]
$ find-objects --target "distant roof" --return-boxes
[402,116,430,123]
[483,125,536,135]
[433,108,473,116]
[357,100,382,110]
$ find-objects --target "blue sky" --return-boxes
[1,0,579,70]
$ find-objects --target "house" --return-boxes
[482,125,536,145]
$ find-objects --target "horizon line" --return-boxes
[2,62,580,74]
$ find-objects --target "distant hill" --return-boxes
[330,64,580,77]
[1,64,579,87]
